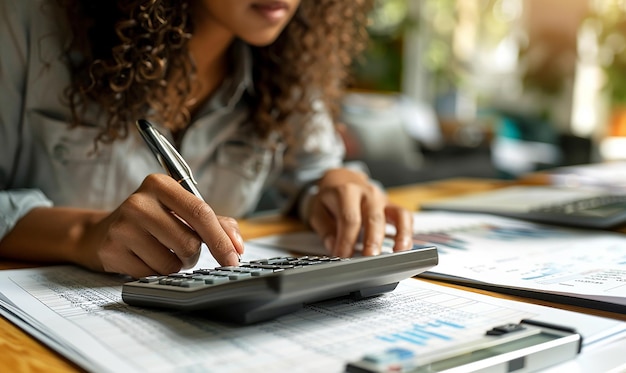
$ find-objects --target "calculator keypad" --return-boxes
[138,256,346,289]
[530,195,626,216]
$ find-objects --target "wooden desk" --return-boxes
[1,178,624,372]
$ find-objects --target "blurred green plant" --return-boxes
[418,0,516,91]
[352,0,409,91]
[354,0,523,101]
[588,0,626,105]
[419,0,459,93]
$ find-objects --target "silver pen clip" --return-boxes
[156,132,198,186]
[136,119,204,200]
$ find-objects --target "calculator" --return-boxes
[121,246,438,324]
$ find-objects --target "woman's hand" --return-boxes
[78,173,244,278]
[306,168,413,257]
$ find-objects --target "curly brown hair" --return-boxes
[59,0,373,146]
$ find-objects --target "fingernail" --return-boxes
[367,243,381,256]
[403,236,413,250]
[235,232,245,250]
[229,250,241,266]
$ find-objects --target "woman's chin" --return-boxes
[240,31,284,47]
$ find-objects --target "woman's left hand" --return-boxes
[306,168,413,257]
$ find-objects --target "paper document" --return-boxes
[252,211,626,313]
[1,242,625,372]
[547,161,626,191]
[409,211,626,312]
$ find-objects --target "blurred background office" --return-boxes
[341,0,626,188]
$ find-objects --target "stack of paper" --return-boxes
[1,242,625,372]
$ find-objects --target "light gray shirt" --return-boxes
[0,0,345,239]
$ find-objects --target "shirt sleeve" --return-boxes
[0,0,55,240]
[0,190,53,238]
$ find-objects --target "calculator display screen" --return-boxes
[421,332,560,372]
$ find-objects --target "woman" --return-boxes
[0,0,414,278]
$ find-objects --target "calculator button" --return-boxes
[254,264,295,270]
[229,272,252,280]
[167,273,193,278]
[139,276,164,283]
[192,269,213,275]
[180,279,205,288]
[266,258,293,264]
[238,268,263,274]
[204,276,230,285]
[250,269,275,276]
[170,279,186,286]
[211,270,234,276]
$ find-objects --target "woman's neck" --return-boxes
[186,8,236,111]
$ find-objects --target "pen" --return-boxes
[136,119,204,200]
[136,119,242,262]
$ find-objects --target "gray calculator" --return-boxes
[121,246,438,324]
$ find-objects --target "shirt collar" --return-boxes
[199,39,254,116]
[230,39,255,101]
